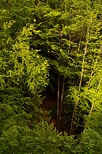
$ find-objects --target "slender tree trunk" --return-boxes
[84,78,102,130]
[84,44,102,131]
[59,75,65,129]
[77,57,98,104]
[57,73,60,131]
[57,29,62,132]
[76,57,98,129]
[77,43,101,131]
[59,42,71,130]
[70,33,89,135]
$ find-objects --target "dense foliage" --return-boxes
[0,0,102,153]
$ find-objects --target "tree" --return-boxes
[0,1,102,153]
[0,19,49,152]
[79,128,102,154]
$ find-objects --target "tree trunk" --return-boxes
[59,75,65,129]
[70,32,89,135]
[84,78,102,130]
[57,73,60,131]
[57,29,63,131]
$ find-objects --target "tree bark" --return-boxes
[59,75,65,129]
[59,40,71,130]
[84,78,102,130]
[70,32,89,135]
[57,73,60,131]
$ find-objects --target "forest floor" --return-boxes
[40,96,69,135]
[40,96,57,129]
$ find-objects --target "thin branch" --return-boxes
[79,32,89,92]
[70,30,89,135]
[84,78,102,131]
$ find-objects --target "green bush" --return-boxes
[79,128,102,154]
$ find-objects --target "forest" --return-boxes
[0,0,102,153]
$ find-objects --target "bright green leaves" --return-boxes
[0,0,102,153]
[3,20,16,30]
[0,4,49,150]
[45,10,61,18]
[10,23,49,94]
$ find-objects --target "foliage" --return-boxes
[0,0,102,153]
[0,121,80,154]
[1,121,101,154]
[0,13,49,153]
[85,104,102,135]
[79,128,102,154]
